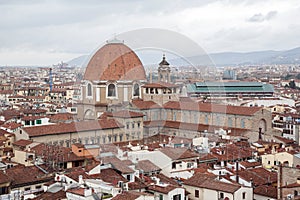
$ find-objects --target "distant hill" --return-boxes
[209,47,300,66]
[67,47,300,67]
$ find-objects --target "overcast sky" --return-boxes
[1,0,300,66]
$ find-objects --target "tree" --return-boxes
[289,80,296,89]
[284,74,293,80]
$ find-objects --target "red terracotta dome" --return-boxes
[84,40,146,81]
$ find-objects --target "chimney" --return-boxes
[250,178,253,187]
[78,175,83,185]
[156,177,160,185]
[297,177,300,185]
[236,162,239,183]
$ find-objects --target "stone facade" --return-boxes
[138,101,272,138]
[77,80,145,120]
[142,83,180,106]
[77,40,147,120]
[278,166,300,199]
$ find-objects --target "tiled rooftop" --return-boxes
[23,119,123,137]
[163,101,263,116]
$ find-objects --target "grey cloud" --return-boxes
[248,13,265,22]
[0,0,298,65]
[265,11,278,20]
[247,10,277,22]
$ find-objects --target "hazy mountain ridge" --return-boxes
[67,47,300,67]
[209,47,300,66]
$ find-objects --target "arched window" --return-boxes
[133,83,140,97]
[107,84,116,97]
[259,119,267,132]
[87,83,92,96]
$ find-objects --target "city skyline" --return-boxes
[1,0,300,65]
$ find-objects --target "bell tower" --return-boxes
[158,54,171,83]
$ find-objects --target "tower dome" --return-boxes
[84,40,146,81]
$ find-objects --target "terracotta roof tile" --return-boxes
[239,160,261,168]
[0,109,22,120]
[8,95,24,98]
[237,167,277,186]
[1,122,23,130]
[112,191,150,200]
[143,120,249,134]
[148,184,179,194]
[84,42,146,81]
[254,185,277,198]
[67,188,85,196]
[122,159,134,166]
[21,116,44,121]
[90,168,127,184]
[163,101,263,116]
[184,173,241,193]
[25,96,46,100]
[136,160,161,173]
[0,170,10,184]
[132,99,161,109]
[274,135,295,144]
[5,165,53,188]
[106,110,144,118]
[13,139,33,147]
[31,143,86,162]
[20,108,47,115]
[155,173,180,186]
[65,168,90,182]
[282,182,300,188]
[101,156,135,174]
[160,147,199,160]
[0,90,13,94]
[23,119,123,137]
[0,129,10,135]
[142,82,179,88]
[128,177,148,190]
[210,144,255,161]
[48,113,75,122]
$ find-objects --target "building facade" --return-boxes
[77,39,147,120]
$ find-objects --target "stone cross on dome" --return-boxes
[106,34,124,44]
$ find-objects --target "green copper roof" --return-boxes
[187,82,274,93]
